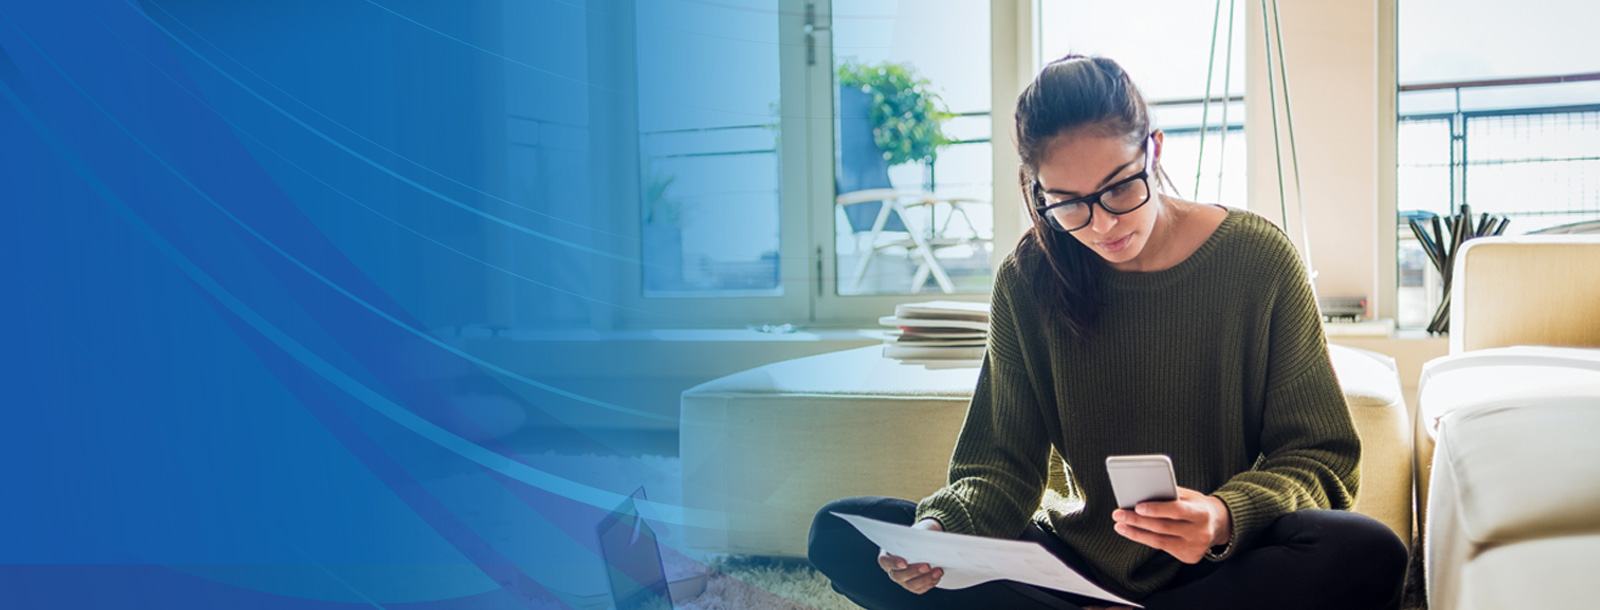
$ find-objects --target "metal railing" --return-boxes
[1398,72,1600,233]
[1395,72,1600,328]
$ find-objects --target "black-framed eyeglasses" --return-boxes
[1033,137,1155,233]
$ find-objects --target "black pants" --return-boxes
[808,496,1406,610]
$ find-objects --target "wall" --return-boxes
[1246,0,1399,318]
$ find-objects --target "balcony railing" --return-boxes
[1396,72,1600,328]
[1399,72,1600,233]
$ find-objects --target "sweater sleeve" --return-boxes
[1206,257,1362,561]
[914,258,1052,539]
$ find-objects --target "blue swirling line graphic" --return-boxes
[77,0,663,320]
[361,0,612,92]
[87,339,575,607]
[112,0,645,268]
[0,71,711,527]
[138,0,635,243]
[0,9,678,426]
[82,367,396,610]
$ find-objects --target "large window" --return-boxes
[514,1,1302,329]
[598,0,1008,328]
[499,1,1269,330]
[1396,0,1600,328]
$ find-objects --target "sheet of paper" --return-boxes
[833,512,1141,608]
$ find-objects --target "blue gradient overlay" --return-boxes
[0,0,775,607]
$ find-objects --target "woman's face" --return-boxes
[1035,130,1166,269]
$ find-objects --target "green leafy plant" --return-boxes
[837,60,954,167]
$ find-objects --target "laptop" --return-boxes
[596,486,675,610]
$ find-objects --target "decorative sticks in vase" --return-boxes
[1408,203,1509,334]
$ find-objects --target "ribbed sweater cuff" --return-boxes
[1206,487,1273,562]
[914,492,974,536]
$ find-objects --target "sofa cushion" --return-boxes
[1329,344,1403,408]
[1426,395,1600,610]
[1459,535,1600,610]
[1328,345,1412,546]
[1432,395,1600,546]
[1419,346,1600,440]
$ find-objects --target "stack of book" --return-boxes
[878,301,991,366]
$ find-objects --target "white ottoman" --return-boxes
[679,346,977,557]
[681,343,1412,558]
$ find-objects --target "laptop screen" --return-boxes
[596,486,673,610]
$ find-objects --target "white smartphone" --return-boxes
[1105,454,1179,510]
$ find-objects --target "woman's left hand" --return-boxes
[1111,487,1232,564]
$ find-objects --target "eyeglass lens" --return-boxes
[1046,176,1150,231]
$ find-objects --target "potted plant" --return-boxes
[836,60,954,169]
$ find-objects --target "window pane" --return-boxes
[1466,111,1600,233]
[1398,0,1600,328]
[1398,118,1452,217]
[1154,112,1247,207]
[502,2,595,330]
[1399,0,1600,83]
[831,0,994,296]
[636,0,782,297]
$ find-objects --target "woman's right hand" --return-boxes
[877,518,946,594]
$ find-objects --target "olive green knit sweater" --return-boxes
[914,207,1361,600]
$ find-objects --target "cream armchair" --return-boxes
[1417,236,1600,610]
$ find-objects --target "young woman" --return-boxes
[808,55,1407,610]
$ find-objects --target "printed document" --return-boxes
[832,512,1142,608]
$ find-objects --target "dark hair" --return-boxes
[1013,54,1173,341]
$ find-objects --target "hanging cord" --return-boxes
[1271,0,1316,284]
[1259,0,1290,240]
[1216,0,1236,203]
[1259,0,1318,293]
[1194,0,1226,200]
